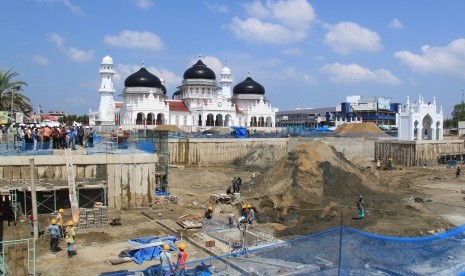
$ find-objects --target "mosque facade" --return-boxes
[89,55,277,130]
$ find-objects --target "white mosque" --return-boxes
[89,55,278,130]
[397,95,443,141]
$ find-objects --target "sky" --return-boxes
[2,0,465,118]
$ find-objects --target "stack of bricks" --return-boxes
[77,205,109,229]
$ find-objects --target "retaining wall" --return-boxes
[168,138,289,165]
[375,139,465,166]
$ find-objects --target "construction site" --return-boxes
[2,123,465,275]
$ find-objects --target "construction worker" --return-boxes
[159,244,175,275]
[357,195,366,220]
[247,204,255,228]
[48,219,60,253]
[65,220,76,258]
[175,243,187,276]
[204,206,213,220]
[56,208,65,236]
[238,204,248,229]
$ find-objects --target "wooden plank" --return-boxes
[128,241,164,251]
[65,149,79,223]
[108,257,133,265]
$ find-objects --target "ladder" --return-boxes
[9,189,17,223]
[65,149,79,223]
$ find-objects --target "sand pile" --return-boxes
[245,141,381,235]
[334,122,388,137]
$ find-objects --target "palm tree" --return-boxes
[0,68,31,116]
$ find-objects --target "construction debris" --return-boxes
[151,195,178,207]
[209,193,236,205]
[176,214,204,229]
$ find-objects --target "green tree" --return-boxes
[450,102,465,128]
[0,69,31,115]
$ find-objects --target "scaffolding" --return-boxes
[0,238,35,276]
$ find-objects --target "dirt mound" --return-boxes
[244,141,385,235]
[233,144,286,171]
[334,122,388,136]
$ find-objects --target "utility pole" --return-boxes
[30,159,39,241]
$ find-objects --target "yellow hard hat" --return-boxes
[67,220,74,226]
[51,219,57,225]
[178,243,186,250]
[58,208,65,213]
[208,206,213,210]
[163,244,170,250]
[247,204,252,209]
[242,204,247,209]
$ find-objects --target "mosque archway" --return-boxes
[422,114,433,140]
[198,114,202,126]
[206,114,215,126]
[136,112,144,125]
[436,121,441,140]
[147,113,155,125]
[156,113,164,125]
[215,114,223,126]
[414,120,419,140]
[258,116,265,127]
[250,116,257,127]
[266,116,273,127]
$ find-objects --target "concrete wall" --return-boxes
[168,138,289,165]
[375,140,465,166]
[0,154,158,210]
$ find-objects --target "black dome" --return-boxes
[172,90,182,99]
[124,67,162,88]
[233,77,265,95]
[183,60,216,80]
[161,84,167,95]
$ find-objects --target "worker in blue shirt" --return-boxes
[48,219,61,252]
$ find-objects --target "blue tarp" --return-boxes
[234,127,247,138]
[127,236,178,265]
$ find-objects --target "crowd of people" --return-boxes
[0,123,94,150]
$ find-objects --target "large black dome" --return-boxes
[124,67,162,88]
[183,60,216,80]
[233,77,265,95]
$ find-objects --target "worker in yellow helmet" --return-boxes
[56,208,65,237]
[247,204,255,229]
[48,218,60,253]
[65,220,76,258]
[159,244,175,274]
[204,206,213,220]
[176,243,187,275]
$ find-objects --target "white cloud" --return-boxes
[205,1,228,13]
[267,0,316,29]
[394,38,465,78]
[228,17,306,44]
[324,22,383,55]
[32,55,49,66]
[67,47,94,62]
[282,67,317,85]
[104,30,164,51]
[245,1,270,18]
[47,33,65,49]
[35,0,83,15]
[47,33,93,63]
[245,0,315,29]
[321,63,401,85]
[62,0,83,15]
[232,0,316,44]
[282,48,303,56]
[132,0,153,10]
[389,18,404,29]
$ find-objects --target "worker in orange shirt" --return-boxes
[175,243,187,276]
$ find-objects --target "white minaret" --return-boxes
[220,62,233,99]
[97,54,116,125]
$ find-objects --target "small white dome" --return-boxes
[221,66,231,75]
[101,55,113,65]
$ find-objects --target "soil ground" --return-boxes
[2,136,465,275]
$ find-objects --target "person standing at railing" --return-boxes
[43,125,51,149]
